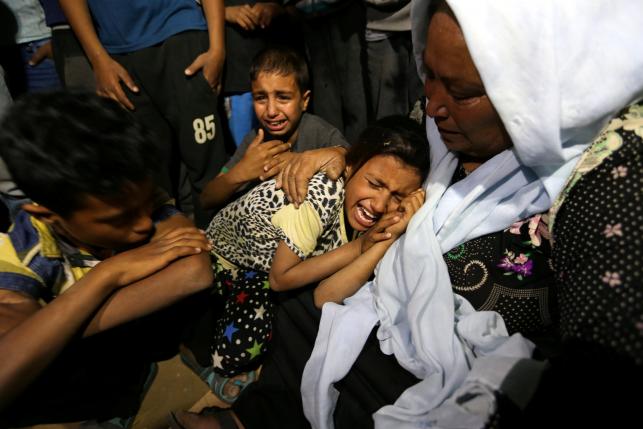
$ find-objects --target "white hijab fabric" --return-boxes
[302,1,643,428]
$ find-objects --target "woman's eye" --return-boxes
[368,180,381,189]
[450,89,485,105]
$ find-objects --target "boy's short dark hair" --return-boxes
[249,46,310,92]
[0,92,158,216]
[346,115,430,183]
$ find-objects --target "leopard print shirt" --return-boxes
[207,173,347,273]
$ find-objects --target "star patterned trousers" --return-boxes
[212,262,274,377]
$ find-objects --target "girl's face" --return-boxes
[344,155,422,232]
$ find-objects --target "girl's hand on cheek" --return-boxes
[387,189,426,237]
[360,212,401,253]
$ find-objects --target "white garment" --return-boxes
[4,0,51,44]
[303,1,643,428]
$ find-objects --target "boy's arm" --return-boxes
[81,214,214,336]
[58,0,139,110]
[0,221,210,409]
[200,129,290,209]
[185,0,226,93]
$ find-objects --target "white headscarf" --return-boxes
[302,1,643,428]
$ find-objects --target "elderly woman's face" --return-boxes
[424,9,511,160]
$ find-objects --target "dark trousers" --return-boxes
[302,0,369,143]
[0,290,216,427]
[213,266,274,377]
[366,32,424,120]
[233,290,419,429]
[112,31,229,228]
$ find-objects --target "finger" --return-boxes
[379,213,401,229]
[324,162,344,181]
[261,139,284,150]
[294,170,312,206]
[263,156,280,173]
[184,55,204,76]
[119,69,139,93]
[287,164,300,206]
[369,230,393,242]
[250,128,264,147]
[275,161,287,190]
[161,237,212,253]
[238,15,253,31]
[260,159,285,181]
[161,245,206,263]
[266,142,291,156]
[243,7,260,26]
[157,226,204,241]
[28,46,47,66]
[112,85,135,110]
[158,233,211,251]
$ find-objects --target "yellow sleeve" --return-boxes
[271,201,323,256]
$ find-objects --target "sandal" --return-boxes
[168,407,237,429]
[212,370,257,405]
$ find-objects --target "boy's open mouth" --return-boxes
[266,119,287,133]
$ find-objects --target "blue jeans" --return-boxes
[19,38,62,93]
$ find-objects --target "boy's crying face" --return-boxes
[51,179,157,254]
[251,72,310,141]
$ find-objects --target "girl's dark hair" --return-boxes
[0,92,158,216]
[249,46,310,92]
[346,116,430,182]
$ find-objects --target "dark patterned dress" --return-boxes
[444,166,557,349]
[492,103,643,428]
[549,102,643,364]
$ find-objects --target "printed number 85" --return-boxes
[193,114,216,144]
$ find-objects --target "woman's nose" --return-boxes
[425,79,448,119]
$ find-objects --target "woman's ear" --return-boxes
[21,202,60,225]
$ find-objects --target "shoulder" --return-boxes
[296,114,349,150]
[304,173,345,216]
[0,213,53,299]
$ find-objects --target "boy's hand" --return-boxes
[261,150,294,181]
[386,189,425,238]
[225,5,259,31]
[99,227,211,288]
[252,3,283,29]
[93,55,139,110]
[274,146,347,208]
[237,129,291,182]
[28,40,53,66]
[185,49,224,94]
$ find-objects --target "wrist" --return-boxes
[85,260,121,291]
[226,165,251,186]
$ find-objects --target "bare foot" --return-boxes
[221,373,250,399]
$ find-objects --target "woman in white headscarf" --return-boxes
[171,1,643,428]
